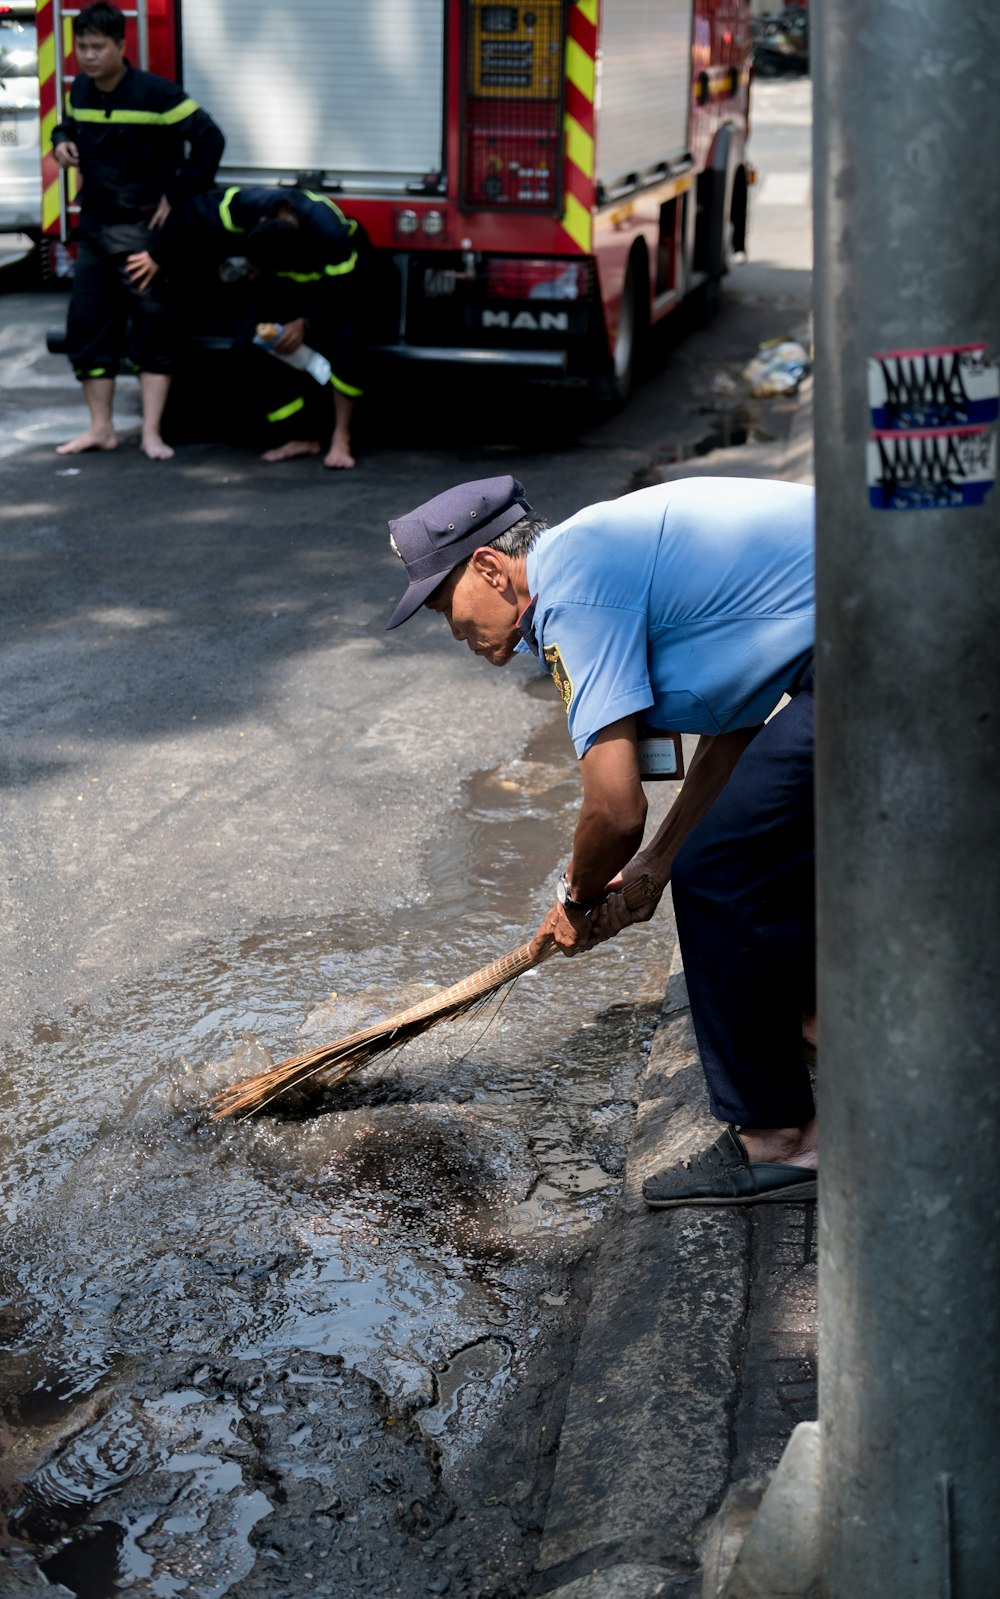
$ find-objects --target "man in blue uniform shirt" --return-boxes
[386,474,818,1208]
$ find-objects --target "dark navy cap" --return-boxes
[386,475,532,630]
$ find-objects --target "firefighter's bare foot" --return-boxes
[323,436,356,470]
[738,1118,818,1170]
[141,433,174,461]
[261,439,321,463]
[56,427,118,455]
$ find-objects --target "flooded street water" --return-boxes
[1,703,675,1599]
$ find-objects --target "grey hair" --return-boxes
[487,513,548,559]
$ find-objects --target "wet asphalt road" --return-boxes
[0,80,813,1599]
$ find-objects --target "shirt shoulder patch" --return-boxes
[543,642,573,711]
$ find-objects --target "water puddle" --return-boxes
[0,710,674,1597]
[420,1339,513,1437]
[628,407,775,491]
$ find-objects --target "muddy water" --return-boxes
[1,706,674,1599]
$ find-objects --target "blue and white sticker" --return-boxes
[867,426,996,511]
[867,343,999,431]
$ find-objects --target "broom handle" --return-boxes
[394,872,665,1024]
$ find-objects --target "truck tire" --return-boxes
[693,157,736,321]
[593,255,645,409]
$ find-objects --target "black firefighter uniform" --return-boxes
[151,185,370,440]
[52,61,224,379]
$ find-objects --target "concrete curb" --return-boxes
[535,946,751,1599]
[534,380,817,1599]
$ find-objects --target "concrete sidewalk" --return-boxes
[533,378,817,1599]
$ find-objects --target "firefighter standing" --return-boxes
[128,186,368,470]
[52,2,224,460]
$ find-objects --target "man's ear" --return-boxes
[468,547,510,592]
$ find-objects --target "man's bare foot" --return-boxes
[56,428,118,455]
[261,439,321,463]
[323,437,356,470]
[141,434,175,461]
[739,1119,818,1170]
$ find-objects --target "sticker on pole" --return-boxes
[866,427,996,511]
[867,343,999,431]
[866,342,998,510]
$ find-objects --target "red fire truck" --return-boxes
[37,0,752,400]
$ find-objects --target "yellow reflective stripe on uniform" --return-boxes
[160,97,199,124]
[303,189,350,228]
[71,98,199,125]
[329,372,362,398]
[324,252,358,277]
[218,186,243,233]
[274,252,358,282]
[266,396,306,423]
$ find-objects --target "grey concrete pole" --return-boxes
[813,0,1000,1593]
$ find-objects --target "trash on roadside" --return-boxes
[711,369,741,395]
[743,338,810,397]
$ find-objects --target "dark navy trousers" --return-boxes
[670,666,815,1130]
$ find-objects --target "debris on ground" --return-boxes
[743,338,811,396]
[711,369,741,396]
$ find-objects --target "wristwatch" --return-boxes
[557,873,601,915]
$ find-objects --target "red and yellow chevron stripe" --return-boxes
[561,0,596,253]
[37,0,78,236]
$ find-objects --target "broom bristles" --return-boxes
[209,874,662,1120]
[210,938,547,1120]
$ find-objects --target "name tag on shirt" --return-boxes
[636,724,685,781]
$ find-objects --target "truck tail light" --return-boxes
[461,0,564,212]
[485,257,592,300]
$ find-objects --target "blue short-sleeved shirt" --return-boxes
[519,477,815,756]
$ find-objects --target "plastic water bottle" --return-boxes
[253,323,332,386]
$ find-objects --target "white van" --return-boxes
[0,3,40,235]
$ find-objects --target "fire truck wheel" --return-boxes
[593,255,646,410]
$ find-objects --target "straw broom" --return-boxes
[210,874,662,1120]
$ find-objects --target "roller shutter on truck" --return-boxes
[179,0,446,190]
[597,0,694,191]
